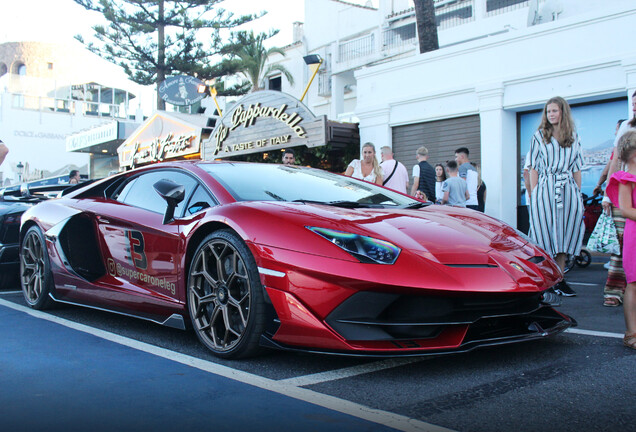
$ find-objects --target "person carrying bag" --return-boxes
[587,211,620,255]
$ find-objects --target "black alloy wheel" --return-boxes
[20,225,55,309]
[187,230,266,359]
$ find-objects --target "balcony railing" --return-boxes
[383,22,417,51]
[436,0,475,29]
[338,33,375,63]
[10,94,132,119]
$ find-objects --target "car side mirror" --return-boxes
[153,179,185,224]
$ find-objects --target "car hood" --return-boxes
[242,202,531,263]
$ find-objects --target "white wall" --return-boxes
[304,0,379,51]
[0,94,94,183]
[0,41,153,183]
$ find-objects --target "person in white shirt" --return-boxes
[345,142,383,185]
[379,146,409,194]
[455,147,479,210]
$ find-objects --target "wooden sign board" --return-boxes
[201,90,327,160]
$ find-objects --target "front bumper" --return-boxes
[263,287,575,356]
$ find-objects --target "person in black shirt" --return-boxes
[410,146,436,202]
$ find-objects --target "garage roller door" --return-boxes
[391,115,481,182]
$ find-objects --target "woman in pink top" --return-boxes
[606,130,636,350]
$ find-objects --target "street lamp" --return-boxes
[300,54,323,103]
[16,161,24,183]
[197,79,223,116]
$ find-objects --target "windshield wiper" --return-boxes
[402,201,429,209]
[264,190,285,201]
[292,199,382,208]
[292,199,328,205]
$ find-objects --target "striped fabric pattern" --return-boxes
[528,131,584,256]
[604,205,626,299]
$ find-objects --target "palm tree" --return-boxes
[230,31,295,92]
[414,0,439,54]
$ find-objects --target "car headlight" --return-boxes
[307,227,401,264]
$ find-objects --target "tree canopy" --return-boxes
[74,0,263,109]
[221,30,294,92]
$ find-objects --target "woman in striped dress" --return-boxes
[529,96,584,296]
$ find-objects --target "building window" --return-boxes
[16,63,27,75]
[268,76,282,91]
[47,62,54,70]
[317,71,331,97]
[486,0,529,13]
[0,63,7,76]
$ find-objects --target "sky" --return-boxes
[0,0,307,48]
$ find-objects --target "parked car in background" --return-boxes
[0,181,80,289]
[0,200,29,289]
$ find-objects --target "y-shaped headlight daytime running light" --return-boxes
[307,227,401,265]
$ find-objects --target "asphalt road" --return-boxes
[1,258,634,432]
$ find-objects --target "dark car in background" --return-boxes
[0,201,28,288]
[1,181,79,289]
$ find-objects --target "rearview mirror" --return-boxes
[153,179,185,224]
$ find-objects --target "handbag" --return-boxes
[587,212,620,255]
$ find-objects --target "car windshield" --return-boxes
[199,163,422,208]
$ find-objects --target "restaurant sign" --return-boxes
[201,90,327,160]
[158,75,206,106]
[118,112,203,168]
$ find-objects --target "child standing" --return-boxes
[441,160,470,207]
[606,130,636,349]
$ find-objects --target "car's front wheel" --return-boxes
[187,230,266,359]
[20,225,55,309]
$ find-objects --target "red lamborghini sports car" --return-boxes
[19,161,574,359]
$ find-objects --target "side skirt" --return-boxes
[48,293,187,330]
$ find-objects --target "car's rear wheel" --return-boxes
[20,225,55,309]
[187,230,265,359]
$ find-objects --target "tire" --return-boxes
[575,249,592,268]
[187,230,266,359]
[20,225,55,310]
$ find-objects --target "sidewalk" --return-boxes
[559,258,625,334]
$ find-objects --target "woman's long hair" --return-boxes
[629,90,636,128]
[539,96,575,148]
[434,163,447,182]
[362,142,383,180]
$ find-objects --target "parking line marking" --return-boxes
[566,328,624,338]
[0,298,453,432]
[567,282,598,286]
[278,358,425,387]
[0,290,22,295]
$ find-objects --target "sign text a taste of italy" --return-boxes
[202,90,327,159]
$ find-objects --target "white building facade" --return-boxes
[266,0,636,227]
[0,41,153,184]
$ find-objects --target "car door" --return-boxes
[91,169,199,312]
